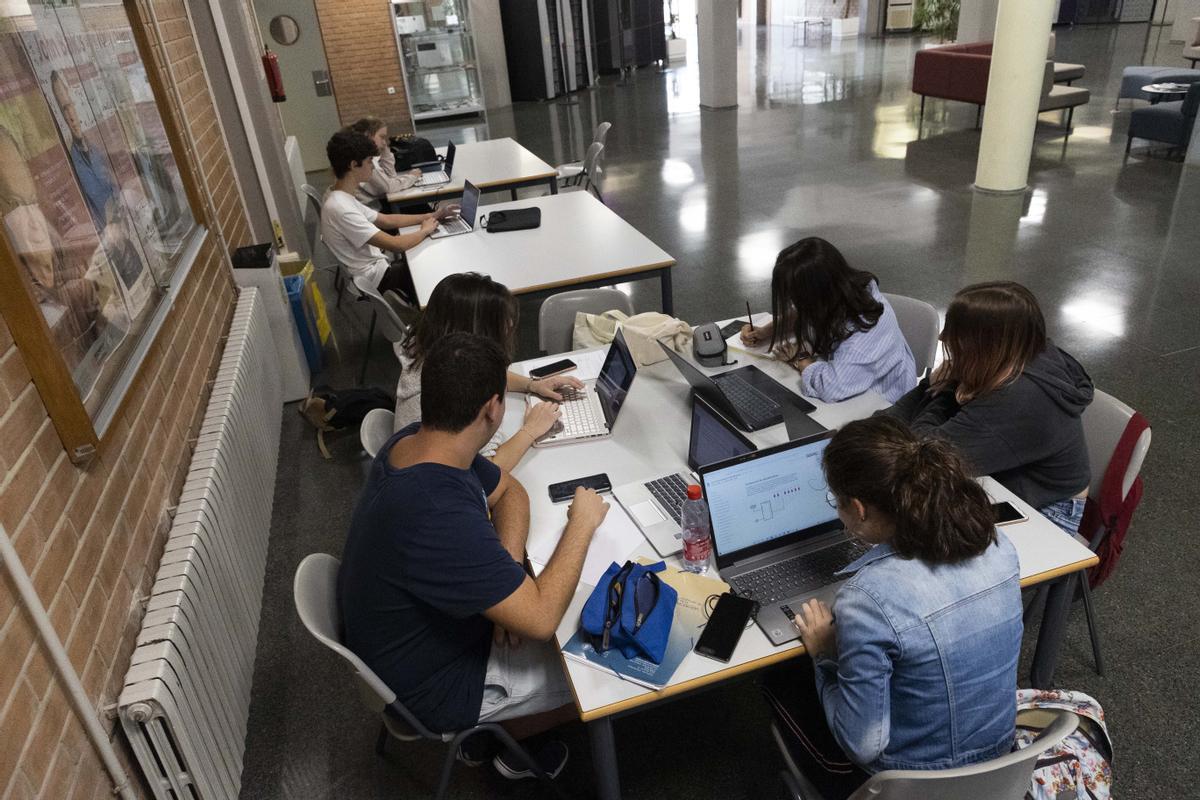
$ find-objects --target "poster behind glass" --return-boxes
[0,1,195,419]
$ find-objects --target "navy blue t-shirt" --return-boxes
[338,423,527,732]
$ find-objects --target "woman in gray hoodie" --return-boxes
[884,282,1094,534]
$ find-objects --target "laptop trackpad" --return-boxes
[630,500,667,527]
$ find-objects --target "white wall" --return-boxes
[469,0,512,109]
[957,0,1001,41]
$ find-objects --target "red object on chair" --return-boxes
[1080,411,1150,589]
[262,47,286,103]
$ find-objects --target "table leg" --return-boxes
[511,188,518,201]
[659,268,674,316]
[1030,574,1074,689]
[588,717,621,800]
[549,176,559,195]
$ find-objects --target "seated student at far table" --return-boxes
[320,130,457,302]
[347,116,420,205]
[394,272,583,472]
[339,333,610,781]
[883,281,1093,535]
[763,416,1022,799]
[741,237,916,403]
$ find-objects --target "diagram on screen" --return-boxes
[751,497,784,523]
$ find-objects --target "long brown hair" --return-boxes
[401,272,518,368]
[769,237,883,363]
[823,416,996,564]
[348,117,386,138]
[933,281,1046,404]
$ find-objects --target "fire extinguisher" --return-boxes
[262,46,285,102]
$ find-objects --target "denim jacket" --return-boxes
[813,531,1023,773]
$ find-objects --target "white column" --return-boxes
[956,0,1001,41]
[973,0,1055,192]
[698,0,737,109]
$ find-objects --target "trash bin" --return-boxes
[285,274,322,374]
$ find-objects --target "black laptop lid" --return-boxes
[444,140,456,175]
[596,329,637,430]
[656,340,745,425]
[698,431,841,569]
[460,180,481,228]
[688,394,756,472]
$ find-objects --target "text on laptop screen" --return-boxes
[705,439,837,555]
[596,332,636,423]
[690,400,753,468]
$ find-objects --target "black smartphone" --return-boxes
[991,500,1028,526]
[529,358,577,380]
[719,320,751,339]
[548,473,611,503]
[694,593,757,663]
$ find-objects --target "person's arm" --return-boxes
[488,472,530,563]
[879,377,935,422]
[490,402,562,473]
[367,224,434,253]
[506,370,585,401]
[914,396,1031,477]
[483,488,608,641]
[799,330,893,403]
[812,586,898,767]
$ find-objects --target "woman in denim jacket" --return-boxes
[763,416,1023,798]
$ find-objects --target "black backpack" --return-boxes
[390,136,437,170]
[299,386,392,459]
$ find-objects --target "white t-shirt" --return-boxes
[320,189,388,289]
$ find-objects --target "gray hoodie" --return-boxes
[884,344,1093,509]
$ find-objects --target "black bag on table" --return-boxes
[389,136,437,170]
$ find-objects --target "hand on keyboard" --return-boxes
[521,401,561,441]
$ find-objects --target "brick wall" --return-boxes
[314,0,415,136]
[0,1,250,798]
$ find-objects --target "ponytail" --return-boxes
[823,417,996,563]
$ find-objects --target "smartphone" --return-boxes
[720,320,751,339]
[529,359,577,380]
[991,500,1028,526]
[548,473,611,503]
[694,593,757,663]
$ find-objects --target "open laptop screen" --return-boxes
[688,395,755,471]
[701,433,838,561]
[460,180,481,228]
[596,329,636,429]
[444,140,456,175]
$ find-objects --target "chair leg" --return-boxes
[1079,578,1105,676]
[919,95,925,127]
[976,104,982,129]
[489,726,569,799]
[334,268,345,308]
[1125,134,1133,154]
[1065,106,1074,130]
[433,743,459,800]
[375,722,389,756]
[358,309,376,386]
[1023,585,1047,625]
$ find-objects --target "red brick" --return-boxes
[0,386,47,469]
[29,457,75,554]
[0,681,39,794]
[0,346,32,400]
[0,607,35,709]
[31,522,76,610]
[0,450,48,534]
[34,742,82,800]
[23,685,72,782]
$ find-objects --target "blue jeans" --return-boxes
[1039,497,1086,536]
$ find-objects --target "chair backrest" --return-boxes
[589,145,608,199]
[846,711,1079,800]
[360,285,410,344]
[301,183,327,258]
[360,408,395,458]
[1081,389,1151,502]
[593,121,612,148]
[883,292,941,376]
[582,141,604,176]
[538,287,635,353]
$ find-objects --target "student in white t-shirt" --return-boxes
[320,130,458,300]
[347,117,419,204]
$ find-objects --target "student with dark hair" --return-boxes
[347,116,420,202]
[741,237,916,403]
[339,332,609,781]
[320,129,457,299]
[393,272,584,471]
[763,416,1022,799]
[885,281,1093,534]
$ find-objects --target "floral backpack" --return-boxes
[1015,689,1113,800]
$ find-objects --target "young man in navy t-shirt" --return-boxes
[339,332,609,780]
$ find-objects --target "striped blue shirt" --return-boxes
[799,283,917,403]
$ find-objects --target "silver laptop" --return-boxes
[613,394,756,557]
[414,140,455,186]
[698,432,873,646]
[429,180,480,239]
[529,330,636,446]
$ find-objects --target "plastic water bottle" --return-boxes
[680,485,712,574]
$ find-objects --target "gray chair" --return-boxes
[1126,81,1200,156]
[557,141,603,189]
[594,120,612,148]
[359,408,395,458]
[357,282,415,385]
[293,554,559,800]
[302,182,350,307]
[883,293,940,378]
[772,710,1079,800]
[537,287,635,354]
[1116,66,1200,107]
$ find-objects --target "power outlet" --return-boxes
[386,86,396,95]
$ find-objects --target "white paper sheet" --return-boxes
[518,347,609,383]
[527,501,646,588]
[724,312,776,359]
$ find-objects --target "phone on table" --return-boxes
[720,320,751,340]
[991,501,1028,526]
[694,592,757,663]
[529,358,577,380]
[548,473,612,503]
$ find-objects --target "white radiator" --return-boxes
[118,288,281,799]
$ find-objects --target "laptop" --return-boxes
[414,140,455,186]
[613,394,757,556]
[698,432,873,646]
[529,329,637,446]
[428,180,480,239]
[656,340,820,433]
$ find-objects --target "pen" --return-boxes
[746,300,754,331]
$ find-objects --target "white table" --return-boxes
[505,336,1098,800]
[386,137,557,204]
[403,191,677,313]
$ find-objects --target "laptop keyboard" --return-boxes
[713,374,781,427]
[416,171,447,186]
[557,392,606,437]
[437,216,470,235]
[645,473,689,522]
[731,539,872,604]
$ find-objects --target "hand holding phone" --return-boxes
[548,473,612,503]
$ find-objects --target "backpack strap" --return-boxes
[1086,411,1149,588]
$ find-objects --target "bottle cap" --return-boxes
[686,484,702,500]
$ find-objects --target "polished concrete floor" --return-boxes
[240,22,1200,799]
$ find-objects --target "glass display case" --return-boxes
[392,0,485,121]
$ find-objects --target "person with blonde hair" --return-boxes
[347,116,420,203]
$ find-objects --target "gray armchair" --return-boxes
[1126,81,1200,155]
